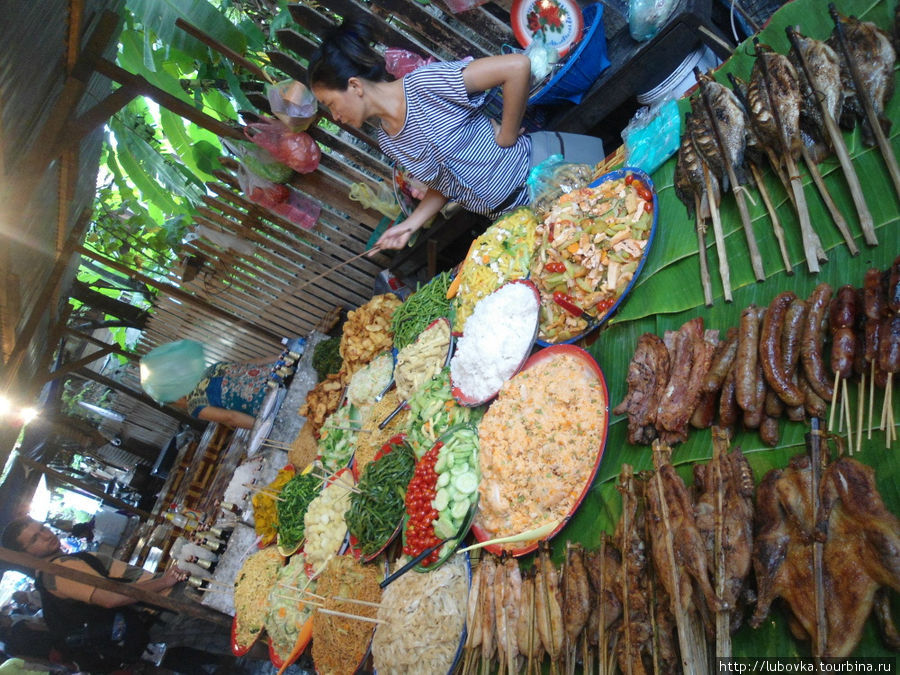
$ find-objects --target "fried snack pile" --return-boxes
[299,372,344,438]
[340,294,402,377]
[288,421,319,469]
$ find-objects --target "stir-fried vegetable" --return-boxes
[318,403,364,472]
[276,472,322,552]
[532,174,654,342]
[404,369,485,458]
[345,439,416,557]
[391,272,453,350]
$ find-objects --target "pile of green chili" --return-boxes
[276,472,322,551]
[345,440,416,556]
[391,272,452,350]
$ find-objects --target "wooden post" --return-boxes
[0,547,230,626]
[63,327,139,362]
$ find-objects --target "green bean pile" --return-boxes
[345,440,416,556]
[391,272,452,350]
[276,472,322,551]
[312,336,342,381]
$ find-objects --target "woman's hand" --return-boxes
[371,188,449,252]
[491,118,525,148]
[373,221,417,251]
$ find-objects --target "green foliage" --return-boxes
[312,337,343,381]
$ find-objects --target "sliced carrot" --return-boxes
[446,238,480,299]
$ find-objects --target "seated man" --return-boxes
[1,517,231,673]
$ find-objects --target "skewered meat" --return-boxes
[517,571,543,663]
[465,558,484,653]
[828,13,896,146]
[494,556,509,672]
[693,435,755,630]
[752,453,900,657]
[613,333,670,445]
[689,73,749,190]
[675,113,721,221]
[535,542,564,663]
[760,292,805,407]
[789,32,843,161]
[646,441,723,622]
[801,283,835,401]
[498,557,522,674]
[614,465,654,675]
[480,555,498,664]
[562,542,591,654]
[748,47,803,164]
[585,537,624,635]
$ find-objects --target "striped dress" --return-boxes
[378,60,533,219]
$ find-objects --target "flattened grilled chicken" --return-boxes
[613,333,670,445]
[789,32,843,160]
[693,436,755,630]
[646,441,723,622]
[828,12,896,146]
[752,453,900,657]
[614,465,654,675]
[689,76,749,190]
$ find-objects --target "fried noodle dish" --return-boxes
[233,546,284,651]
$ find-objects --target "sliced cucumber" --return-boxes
[434,452,449,474]
[436,472,451,488]
[452,471,479,495]
[450,499,470,520]
[432,488,450,512]
[433,513,456,539]
[450,463,468,476]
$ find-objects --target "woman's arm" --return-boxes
[462,53,531,147]
[196,405,257,430]
[373,188,449,251]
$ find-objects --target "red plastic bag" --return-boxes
[237,165,290,209]
[245,116,321,174]
[272,191,322,230]
[385,48,436,78]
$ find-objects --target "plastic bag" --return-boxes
[350,181,401,220]
[622,98,681,175]
[237,164,290,209]
[444,0,489,13]
[628,0,678,41]
[385,48,436,79]
[526,154,595,217]
[245,116,321,174]
[140,340,207,403]
[272,190,322,230]
[524,33,560,83]
[266,79,318,131]
[223,138,293,183]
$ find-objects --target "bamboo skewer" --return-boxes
[856,376,865,455]
[242,483,284,501]
[799,144,859,256]
[712,432,731,658]
[842,378,853,455]
[315,606,386,625]
[828,370,841,433]
[808,421,827,664]
[829,4,900,204]
[701,162,733,303]
[694,193,714,307]
[333,596,383,609]
[868,361,877,438]
[696,68,766,282]
[292,247,383,296]
[748,162,792,272]
[786,26,877,247]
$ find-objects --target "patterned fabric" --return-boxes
[377,60,533,219]
[185,361,273,418]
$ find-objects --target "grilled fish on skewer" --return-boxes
[828,5,900,202]
[692,70,765,281]
[748,42,826,273]
[788,27,876,246]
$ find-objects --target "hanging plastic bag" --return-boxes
[272,190,322,230]
[222,138,293,184]
[245,116,321,174]
[384,48,436,78]
[266,79,318,131]
[628,0,678,41]
[622,98,681,175]
[526,154,595,217]
[444,0,489,13]
[350,181,402,220]
[237,164,290,209]
[140,340,208,403]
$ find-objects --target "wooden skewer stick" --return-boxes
[274,592,324,607]
[828,371,841,432]
[277,584,325,600]
[748,162,792,272]
[701,162,733,303]
[856,375,865,456]
[261,439,293,450]
[842,378,853,455]
[293,247,383,296]
[799,145,859,256]
[868,361,876,439]
[786,25,876,246]
[315,606,386,625]
[333,596,383,609]
[829,4,900,205]
[693,194,714,307]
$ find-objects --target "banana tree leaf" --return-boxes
[551,0,900,661]
[118,30,195,107]
[159,108,217,183]
[611,0,900,323]
[125,0,247,62]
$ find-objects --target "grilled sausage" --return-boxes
[742,361,767,429]
[878,315,900,374]
[829,285,858,329]
[718,365,739,427]
[865,319,883,365]
[863,268,886,320]
[830,326,856,380]
[737,306,763,412]
[759,415,780,447]
[765,390,785,418]
[703,327,739,393]
[888,255,900,315]
[799,375,827,418]
[781,297,807,372]
[761,292,804,406]
[801,283,834,401]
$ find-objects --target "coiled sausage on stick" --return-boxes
[760,292,804,406]
[801,283,834,401]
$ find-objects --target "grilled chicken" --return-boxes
[828,12,896,146]
[693,436,755,630]
[613,333,671,445]
[752,453,900,657]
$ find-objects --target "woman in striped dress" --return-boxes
[308,17,605,251]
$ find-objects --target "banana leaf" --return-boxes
[552,0,900,661]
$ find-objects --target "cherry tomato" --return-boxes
[596,297,617,315]
[625,173,635,185]
[635,184,653,202]
[545,261,566,274]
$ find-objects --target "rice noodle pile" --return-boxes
[372,553,468,674]
[311,555,382,674]
[232,546,283,650]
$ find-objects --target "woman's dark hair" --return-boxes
[308,17,389,90]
